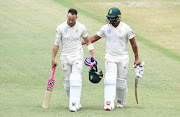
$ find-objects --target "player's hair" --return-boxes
[68,8,78,15]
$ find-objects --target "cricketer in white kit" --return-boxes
[52,8,96,112]
[82,7,141,111]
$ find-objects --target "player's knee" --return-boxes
[70,72,82,87]
[116,78,127,89]
[118,72,128,79]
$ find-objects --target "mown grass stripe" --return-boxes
[136,34,180,62]
[54,0,180,62]
[54,0,105,23]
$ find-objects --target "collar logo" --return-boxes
[76,29,78,32]
[64,28,68,33]
[107,29,111,34]
[109,10,112,14]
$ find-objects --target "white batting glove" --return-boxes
[133,61,144,79]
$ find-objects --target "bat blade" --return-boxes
[42,66,56,109]
[135,87,139,104]
[42,90,52,109]
[135,78,139,104]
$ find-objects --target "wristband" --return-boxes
[87,44,94,50]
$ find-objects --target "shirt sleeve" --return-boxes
[82,25,88,38]
[127,26,135,40]
[54,26,61,46]
[96,26,105,38]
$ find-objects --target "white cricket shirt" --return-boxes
[55,21,88,54]
[97,22,135,55]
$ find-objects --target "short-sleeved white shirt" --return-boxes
[55,21,88,54]
[97,22,135,55]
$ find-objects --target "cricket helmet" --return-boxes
[106,7,121,18]
[89,66,103,83]
[84,57,97,68]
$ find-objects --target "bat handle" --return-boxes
[135,78,138,87]
[51,65,56,79]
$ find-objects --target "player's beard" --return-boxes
[110,20,120,27]
[67,20,76,27]
[107,17,120,26]
[111,21,118,26]
[69,22,75,27]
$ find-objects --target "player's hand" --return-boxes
[91,57,97,67]
[92,56,97,62]
[52,59,58,69]
[134,58,141,66]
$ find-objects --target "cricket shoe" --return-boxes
[70,106,78,112]
[79,104,82,109]
[117,100,124,108]
[105,101,113,111]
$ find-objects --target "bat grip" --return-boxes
[135,79,138,87]
[51,65,56,78]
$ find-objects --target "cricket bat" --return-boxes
[135,78,139,104]
[134,61,144,104]
[42,65,56,109]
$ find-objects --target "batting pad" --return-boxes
[104,74,116,109]
[116,78,128,105]
[63,78,70,99]
[63,78,70,90]
[69,72,82,109]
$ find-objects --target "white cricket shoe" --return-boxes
[105,105,113,111]
[117,103,124,108]
[117,100,124,108]
[79,104,82,109]
[70,106,78,112]
[105,101,113,111]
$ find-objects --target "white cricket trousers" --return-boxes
[60,52,83,109]
[104,53,129,109]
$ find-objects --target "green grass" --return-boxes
[0,0,180,117]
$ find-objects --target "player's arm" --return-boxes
[82,36,97,60]
[130,37,141,65]
[52,26,61,69]
[52,45,59,69]
[82,34,101,45]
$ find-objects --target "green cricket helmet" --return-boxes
[89,66,103,84]
[106,7,121,18]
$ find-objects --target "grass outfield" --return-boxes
[0,0,180,117]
